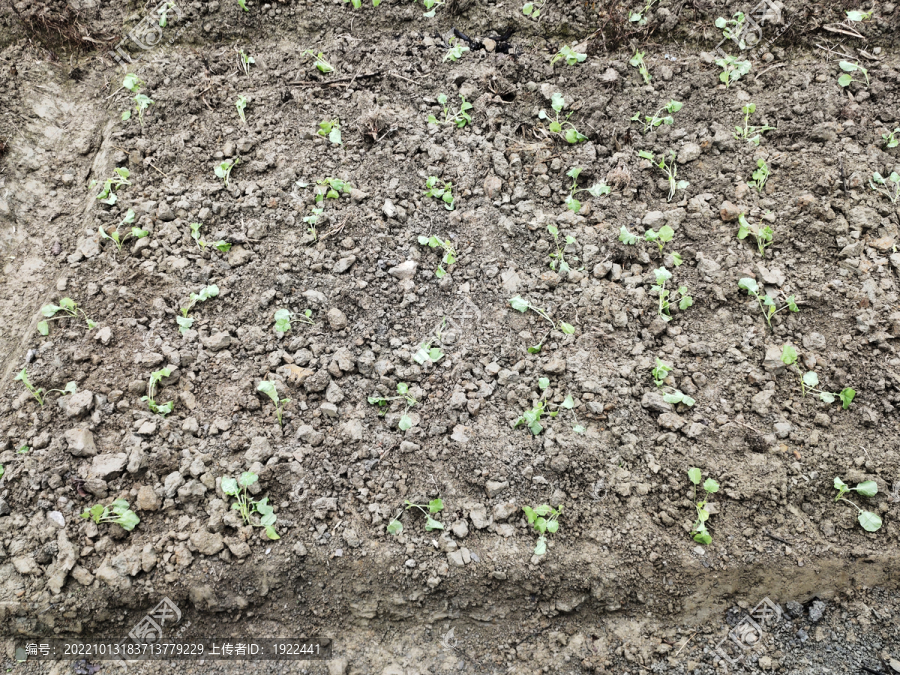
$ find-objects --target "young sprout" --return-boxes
[189,222,230,252]
[882,128,899,149]
[273,308,314,333]
[716,55,751,88]
[547,225,578,274]
[838,61,869,88]
[303,206,324,239]
[629,51,651,84]
[98,209,148,253]
[424,176,455,210]
[834,477,881,532]
[17,445,31,454]
[508,295,575,353]
[37,297,96,335]
[421,0,445,18]
[443,39,469,62]
[317,119,342,144]
[426,93,473,128]
[515,392,582,436]
[651,267,692,322]
[869,171,900,203]
[780,345,856,409]
[46,381,78,398]
[738,277,798,328]
[237,0,248,11]
[388,498,445,535]
[90,168,131,205]
[733,103,775,146]
[120,74,154,125]
[631,100,683,134]
[538,93,587,144]
[638,150,688,202]
[565,166,610,213]
[177,285,219,334]
[522,0,546,18]
[123,73,143,92]
[715,12,746,46]
[15,368,44,406]
[257,380,290,426]
[81,500,140,532]
[214,158,239,188]
[417,235,456,278]
[238,49,255,75]
[235,95,249,125]
[845,9,873,21]
[522,504,562,556]
[619,225,683,265]
[222,472,280,540]
[737,213,773,257]
[368,382,417,430]
[550,44,587,66]
[305,50,333,73]
[688,468,719,544]
[629,0,659,24]
[651,357,672,388]
[345,0,384,8]
[142,368,174,416]
[749,159,771,192]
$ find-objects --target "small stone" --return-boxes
[137,420,157,436]
[382,199,396,219]
[485,480,508,498]
[245,436,275,463]
[773,422,792,439]
[719,200,742,222]
[65,428,98,456]
[809,600,826,623]
[469,505,491,529]
[451,520,468,538]
[202,332,232,352]
[677,142,702,163]
[333,256,356,274]
[657,412,685,430]
[136,486,161,511]
[327,308,348,330]
[47,511,66,528]
[190,531,225,556]
[484,175,502,199]
[90,453,128,480]
[65,390,94,419]
[95,326,113,345]
[492,502,517,521]
[388,260,417,280]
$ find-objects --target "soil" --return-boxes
[1,0,900,673]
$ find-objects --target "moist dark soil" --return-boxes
[1,0,900,673]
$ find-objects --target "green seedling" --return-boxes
[547,225,579,274]
[37,297,96,335]
[424,176,455,210]
[628,0,659,24]
[177,284,219,334]
[123,73,143,92]
[619,225,683,265]
[312,176,353,202]
[98,209,148,253]
[417,235,456,278]
[737,213,773,257]
[733,103,775,145]
[834,477,881,532]
[509,295,575,353]
[522,0,546,18]
[305,50,333,74]
[47,381,77,398]
[318,119,342,144]
[514,398,557,436]
[738,277,798,328]
[882,128,899,149]
[651,267,692,322]
[427,93,473,128]
[629,51,651,84]
[274,308,314,334]
[90,168,131,206]
[189,222,228,251]
[420,0,445,18]
[523,504,562,556]
[142,368,174,416]
[688,468,719,544]
[869,171,900,203]
[214,158,239,188]
[238,49,254,75]
[838,61,869,88]
[749,159,770,192]
[237,0,248,11]
[631,100,683,135]
[652,357,672,388]
[413,318,447,365]
[368,382,417,430]
[716,55,751,88]
[664,390,695,406]
[122,93,154,126]
[389,498,445,535]
[0,464,4,479]
[638,150,688,202]
[550,45,587,67]
[565,166,610,213]
[715,12,746,46]
[303,206,324,239]
[222,472,280,540]
[15,368,44,406]
[538,93,587,144]
[345,0,384,8]
[17,445,30,455]
[157,0,175,25]
[846,9,873,21]
[443,39,469,62]
[235,95,249,125]
[81,500,140,532]
[257,380,290,426]
[780,344,856,409]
